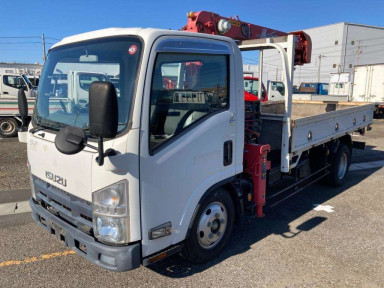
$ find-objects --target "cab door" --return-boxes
[139,37,240,257]
[1,75,27,97]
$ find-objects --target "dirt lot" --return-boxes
[0,138,28,191]
[0,120,383,287]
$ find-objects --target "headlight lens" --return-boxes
[94,216,130,244]
[92,180,129,244]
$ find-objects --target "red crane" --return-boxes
[182,11,311,66]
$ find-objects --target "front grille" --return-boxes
[33,177,93,235]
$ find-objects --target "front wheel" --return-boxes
[182,188,235,263]
[0,118,19,137]
[328,144,351,187]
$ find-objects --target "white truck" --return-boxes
[0,73,36,137]
[312,66,384,117]
[351,64,384,116]
[18,25,374,272]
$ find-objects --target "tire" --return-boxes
[0,118,19,137]
[182,188,235,264]
[328,144,351,187]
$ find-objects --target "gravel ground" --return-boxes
[0,138,28,191]
[0,120,383,287]
[0,166,383,287]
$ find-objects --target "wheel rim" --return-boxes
[0,120,15,135]
[197,202,227,249]
[338,152,348,179]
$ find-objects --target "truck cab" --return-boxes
[243,77,285,102]
[0,73,37,98]
[26,28,244,271]
[244,76,267,101]
[0,74,36,137]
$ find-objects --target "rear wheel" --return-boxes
[328,144,351,187]
[182,188,235,263]
[0,118,18,137]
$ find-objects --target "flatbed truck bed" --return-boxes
[258,100,373,169]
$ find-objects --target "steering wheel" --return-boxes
[59,100,67,114]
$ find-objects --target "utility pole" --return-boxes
[354,40,363,66]
[42,34,46,62]
[317,54,326,82]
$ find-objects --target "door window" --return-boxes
[3,75,27,90]
[271,81,285,96]
[149,53,229,152]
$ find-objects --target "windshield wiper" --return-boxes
[31,116,67,134]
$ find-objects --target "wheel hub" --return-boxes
[197,202,227,249]
[0,121,13,134]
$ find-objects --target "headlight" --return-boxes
[92,180,129,244]
[27,161,36,200]
[94,216,130,244]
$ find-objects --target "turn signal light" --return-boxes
[149,222,172,240]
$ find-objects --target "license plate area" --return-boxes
[50,220,66,243]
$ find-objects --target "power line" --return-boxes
[45,36,61,41]
[0,36,40,39]
[0,42,41,45]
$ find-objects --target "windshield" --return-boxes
[34,37,142,134]
[244,78,265,98]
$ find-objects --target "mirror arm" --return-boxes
[97,137,104,166]
[94,137,117,166]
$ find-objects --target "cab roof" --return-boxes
[51,28,235,50]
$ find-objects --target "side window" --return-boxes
[272,82,285,96]
[149,53,229,152]
[3,75,27,90]
[335,83,344,89]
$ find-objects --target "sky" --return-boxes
[1,0,384,64]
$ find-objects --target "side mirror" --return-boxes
[89,81,118,165]
[18,88,28,119]
[89,81,118,139]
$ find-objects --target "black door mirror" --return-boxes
[89,81,118,139]
[18,88,28,118]
[89,81,118,166]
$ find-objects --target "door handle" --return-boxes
[223,140,233,166]
[229,113,236,124]
[3,92,8,94]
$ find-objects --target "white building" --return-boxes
[247,23,384,86]
[243,64,259,77]
[0,63,43,84]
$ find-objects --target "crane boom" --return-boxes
[182,11,311,65]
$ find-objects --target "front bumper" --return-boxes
[30,198,141,272]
